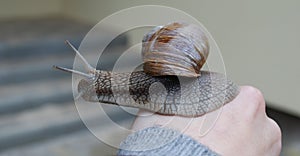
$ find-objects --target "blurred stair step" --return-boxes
[0,17,131,154]
[0,17,89,60]
[0,17,127,61]
[0,78,73,114]
[0,101,135,151]
[0,118,134,156]
[0,38,82,60]
[0,45,129,85]
[0,52,74,85]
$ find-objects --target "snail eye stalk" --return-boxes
[52,65,93,79]
[64,40,94,72]
[53,40,97,79]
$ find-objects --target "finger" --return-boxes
[222,86,266,120]
[266,117,282,146]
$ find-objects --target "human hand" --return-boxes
[131,86,282,156]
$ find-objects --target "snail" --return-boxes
[54,22,239,117]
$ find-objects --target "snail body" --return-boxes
[54,22,239,117]
[78,70,239,117]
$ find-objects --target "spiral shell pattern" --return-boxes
[142,22,209,77]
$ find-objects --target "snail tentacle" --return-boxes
[65,40,95,72]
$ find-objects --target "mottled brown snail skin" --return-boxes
[78,70,239,117]
[54,22,240,117]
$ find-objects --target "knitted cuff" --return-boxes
[117,126,219,156]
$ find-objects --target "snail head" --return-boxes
[53,40,98,102]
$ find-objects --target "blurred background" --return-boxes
[0,0,299,156]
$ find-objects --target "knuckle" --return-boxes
[266,117,282,151]
[243,86,266,111]
[244,86,264,102]
[270,118,282,142]
[270,119,282,154]
[238,86,267,122]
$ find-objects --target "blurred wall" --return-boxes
[0,0,299,116]
[63,0,300,117]
[0,0,62,19]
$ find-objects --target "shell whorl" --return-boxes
[142,22,209,77]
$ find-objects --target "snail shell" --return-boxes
[142,22,209,77]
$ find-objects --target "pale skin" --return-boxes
[131,86,282,156]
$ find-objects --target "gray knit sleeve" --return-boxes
[117,126,219,156]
